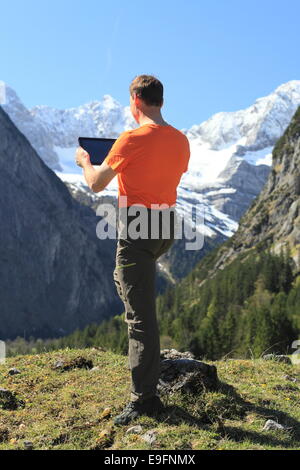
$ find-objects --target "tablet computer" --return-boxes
[78,137,116,165]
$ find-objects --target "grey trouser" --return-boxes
[113,207,175,402]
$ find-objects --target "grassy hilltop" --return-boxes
[0,348,300,450]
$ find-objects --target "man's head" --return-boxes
[129,75,164,123]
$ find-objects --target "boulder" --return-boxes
[158,350,218,394]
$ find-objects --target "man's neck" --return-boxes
[138,111,168,127]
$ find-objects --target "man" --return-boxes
[75,74,190,425]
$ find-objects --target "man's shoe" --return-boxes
[113,401,140,426]
[114,396,164,426]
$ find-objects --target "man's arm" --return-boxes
[82,160,117,193]
[75,147,116,193]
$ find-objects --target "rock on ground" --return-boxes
[52,356,93,371]
[8,368,21,376]
[160,349,195,360]
[126,425,143,435]
[0,388,25,410]
[141,430,157,444]
[262,354,292,364]
[158,349,219,394]
[263,419,288,431]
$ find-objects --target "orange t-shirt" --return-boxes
[104,123,190,208]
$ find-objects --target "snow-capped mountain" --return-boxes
[0,83,61,169]
[1,80,300,265]
[0,82,136,173]
[31,95,136,144]
[186,81,300,152]
[182,80,300,181]
[177,80,300,232]
[30,95,137,173]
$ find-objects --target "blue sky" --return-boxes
[1,0,299,128]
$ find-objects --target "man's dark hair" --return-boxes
[129,75,163,107]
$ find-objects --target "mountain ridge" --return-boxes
[0,106,121,340]
[2,80,300,280]
[211,106,300,277]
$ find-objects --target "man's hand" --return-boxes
[75,146,116,192]
[75,147,91,168]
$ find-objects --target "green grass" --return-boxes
[0,348,300,450]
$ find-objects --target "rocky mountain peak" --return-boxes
[186,80,300,153]
[0,106,119,339]
[213,106,300,274]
